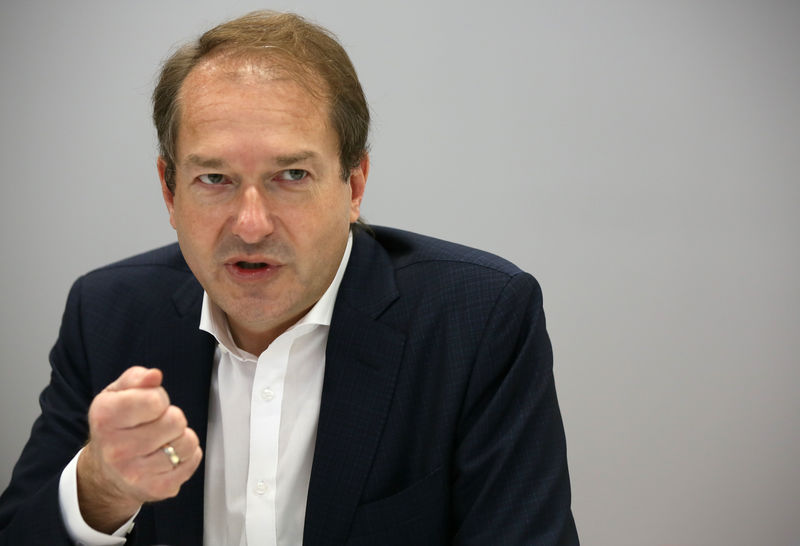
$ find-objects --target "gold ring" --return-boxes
[162,444,181,468]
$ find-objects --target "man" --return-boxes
[0,11,578,545]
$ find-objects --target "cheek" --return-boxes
[286,189,350,229]
[172,200,224,250]
[332,183,358,222]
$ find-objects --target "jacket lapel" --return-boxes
[141,273,216,546]
[129,232,404,544]
[304,230,406,545]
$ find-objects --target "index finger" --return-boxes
[92,386,170,430]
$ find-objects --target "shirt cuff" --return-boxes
[58,448,139,546]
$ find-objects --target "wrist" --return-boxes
[76,446,141,533]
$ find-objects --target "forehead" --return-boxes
[180,54,328,114]
[175,57,336,153]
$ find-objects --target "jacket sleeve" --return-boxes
[452,272,579,545]
[0,276,95,545]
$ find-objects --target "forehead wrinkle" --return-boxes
[175,59,341,168]
[181,76,326,130]
[183,151,321,172]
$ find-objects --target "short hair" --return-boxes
[153,11,370,192]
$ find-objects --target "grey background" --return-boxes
[1,1,798,544]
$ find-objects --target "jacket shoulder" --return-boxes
[75,242,199,315]
[370,226,523,278]
[81,242,190,283]
[88,242,188,273]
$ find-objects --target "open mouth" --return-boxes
[226,257,280,279]
[227,260,277,279]
[236,261,268,270]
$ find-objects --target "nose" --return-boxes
[231,185,274,243]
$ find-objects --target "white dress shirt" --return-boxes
[59,233,352,546]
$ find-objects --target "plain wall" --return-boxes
[1,1,798,544]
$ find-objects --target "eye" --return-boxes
[275,169,308,182]
[198,173,228,185]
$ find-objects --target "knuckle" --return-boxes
[124,366,146,381]
[147,390,168,413]
[191,447,204,467]
[158,386,171,406]
[152,476,181,499]
[167,406,187,429]
[88,398,112,429]
[184,427,199,445]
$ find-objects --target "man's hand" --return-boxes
[76,366,202,533]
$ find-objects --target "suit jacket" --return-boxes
[0,226,578,545]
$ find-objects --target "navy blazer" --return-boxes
[0,226,578,545]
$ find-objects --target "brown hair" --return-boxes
[153,11,370,192]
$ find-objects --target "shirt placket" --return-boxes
[245,334,293,546]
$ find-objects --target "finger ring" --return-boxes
[162,444,181,468]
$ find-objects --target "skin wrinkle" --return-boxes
[161,57,366,354]
[184,152,320,172]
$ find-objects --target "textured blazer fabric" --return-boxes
[0,226,578,545]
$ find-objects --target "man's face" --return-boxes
[159,60,366,352]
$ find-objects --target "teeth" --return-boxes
[237,262,267,269]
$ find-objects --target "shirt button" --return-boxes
[260,387,274,401]
[255,480,267,495]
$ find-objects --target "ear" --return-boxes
[157,157,178,230]
[348,154,369,223]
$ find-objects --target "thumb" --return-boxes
[106,366,163,392]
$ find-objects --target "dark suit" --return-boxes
[0,226,578,545]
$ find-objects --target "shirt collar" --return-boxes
[199,231,353,357]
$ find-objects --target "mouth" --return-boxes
[236,261,269,270]
[225,258,280,280]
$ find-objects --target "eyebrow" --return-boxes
[184,154,228,169]
[274,151,317,166]
[183,151,318,169]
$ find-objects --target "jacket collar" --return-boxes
[144,230,406,545]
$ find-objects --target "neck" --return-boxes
[228,319,294,355]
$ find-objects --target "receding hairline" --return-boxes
[183,46,330,99]
[170,52,335,153]
[153,10,371,190]
[173,56,341,168]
